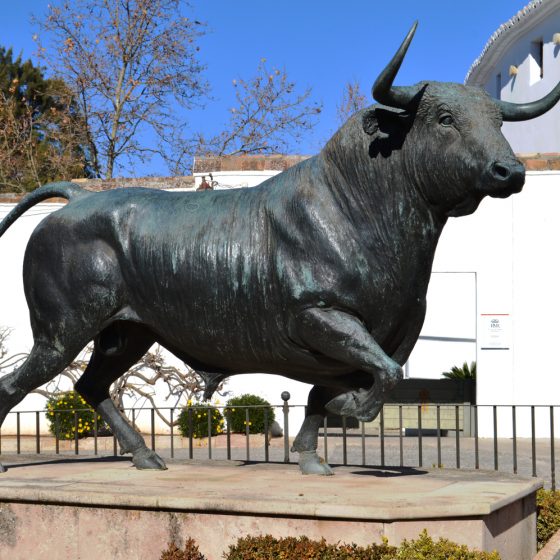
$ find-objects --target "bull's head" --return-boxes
[364,22,560,217]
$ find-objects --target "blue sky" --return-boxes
[0,1,530,176]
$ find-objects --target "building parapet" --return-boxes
[518,153,560,170]
[193,154,310,174]
[2,154,560,204]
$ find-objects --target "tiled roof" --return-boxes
[465,0,546,84]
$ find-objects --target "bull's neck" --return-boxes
[318,138,446,256]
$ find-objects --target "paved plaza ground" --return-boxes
[0,430,555,487]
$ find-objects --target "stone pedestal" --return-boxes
[0,456,541,559]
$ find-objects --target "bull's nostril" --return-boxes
[492,163,510,180]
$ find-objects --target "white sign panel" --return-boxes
[480,314,510,350]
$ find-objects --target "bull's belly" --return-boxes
[124,298,350,377]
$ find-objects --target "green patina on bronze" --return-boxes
[0,22,556,475]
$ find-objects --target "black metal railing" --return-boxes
[1,400,559,489]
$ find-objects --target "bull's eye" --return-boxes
[439,114,454,126]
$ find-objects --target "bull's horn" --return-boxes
[496,81,560,121]
[372,21,421,108]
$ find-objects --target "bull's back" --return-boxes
[39,187,293,369]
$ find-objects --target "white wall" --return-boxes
[0,196,308,435]
[2,171,560,436]
[431,171,560,436]
[407,272,476,380]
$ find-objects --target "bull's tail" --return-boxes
[0,181,88,239]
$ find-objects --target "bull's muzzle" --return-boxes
[487,160,525,197]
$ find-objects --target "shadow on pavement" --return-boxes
[349,466,428,477]
[3,455,129,470]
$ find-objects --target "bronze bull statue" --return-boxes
[0,22,557,474]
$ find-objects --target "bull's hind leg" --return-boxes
[291,385,344,476]
[74,322,167,470]
[0,340,84,471]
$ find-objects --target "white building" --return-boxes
[466,0,560,153]
[2,149,560,439]
[0,162,312,435]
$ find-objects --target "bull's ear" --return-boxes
[363,107,414,157]
[362,110,381,136]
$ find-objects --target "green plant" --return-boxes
[225,394,275,435]
[393,530,500,559]
[442,361,477,380]
[160,539,206,560]
[45,391,106,440]
[537,488,560,550]
[224,535,396,559]
[224,531,500,559]
[177,403,224,439]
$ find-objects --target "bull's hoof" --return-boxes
[0,462,6,473]
[325,389,383,423]
[131,447,167,470]
[298,451,333,476]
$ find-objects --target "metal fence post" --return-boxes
[342,416,348,466]
[551,406,556,491]
[245,408,250,461]
[74,411,79,455]
[281,391,290,463]
[264,408,269,463]
[150,408,156,451]
[35,411,40,454]
[170,408,174,460]
[463,403,472,437]
[16,412,20,455]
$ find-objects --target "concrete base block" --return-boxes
[0,456,541,559]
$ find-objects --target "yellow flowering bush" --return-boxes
[46,391,106,440]
[177,403,224,439]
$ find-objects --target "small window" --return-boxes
[496,73,502,99]
[530,38,544,82]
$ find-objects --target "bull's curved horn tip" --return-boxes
[371,20,420,108]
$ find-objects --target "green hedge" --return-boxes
[224,535,395,559]
[160,539,205,560]
[160,530,501,559]
[177,404,224,439]
[225,531,500,559]
[537,488,560,550]
[225,394,275,435]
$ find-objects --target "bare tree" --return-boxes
[35,344,227,428]
[0,325,221,428]
[194,59,321,159]
[0,327,27,373]
[0,82,90,193]
[35,0,207,179]
[336,80,368,125]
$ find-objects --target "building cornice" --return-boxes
[466,0,560,86]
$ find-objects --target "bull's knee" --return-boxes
[0,374,28,401]
[384,360,403,388]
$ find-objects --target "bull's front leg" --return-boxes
[291,385,343,475]
[295,307,402,422]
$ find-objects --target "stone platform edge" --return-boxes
[0,457,543,522]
